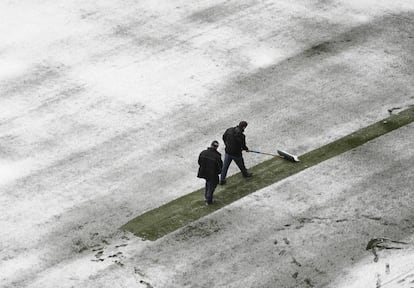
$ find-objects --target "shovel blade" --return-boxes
[277,150,300,162]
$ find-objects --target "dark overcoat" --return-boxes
[197,147,223,183]
[222,126,249,157]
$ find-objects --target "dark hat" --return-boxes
[211,140,219,148]
[238,121,248,128]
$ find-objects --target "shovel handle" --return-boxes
[248,150,283,158]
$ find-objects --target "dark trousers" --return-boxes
[220,153,248,181]
[205,181,218,203]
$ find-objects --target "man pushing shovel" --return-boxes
[220,121,253,185]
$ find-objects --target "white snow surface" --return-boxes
[1,0,414,287]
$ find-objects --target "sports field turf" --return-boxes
[122,106,414,240]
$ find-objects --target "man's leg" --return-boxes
[205,180,216,204]
[210,181,217,203]
[204,181,209,202]
[220,153,232,184]
[233,156,252,177]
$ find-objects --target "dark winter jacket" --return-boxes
[197,148,223,183]
[222,126,249,157]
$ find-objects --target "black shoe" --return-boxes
[219,179,226,185]
[243,172,253,178]
[205,200,213,205]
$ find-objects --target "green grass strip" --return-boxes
[121,107,414,240]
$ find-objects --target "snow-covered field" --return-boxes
[1,0,414,287]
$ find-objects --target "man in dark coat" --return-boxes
[220,121,252,185]
[197,140,223,205]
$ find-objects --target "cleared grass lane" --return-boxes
[122,107,414,241]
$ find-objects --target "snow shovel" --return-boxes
[248,149,300,162]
